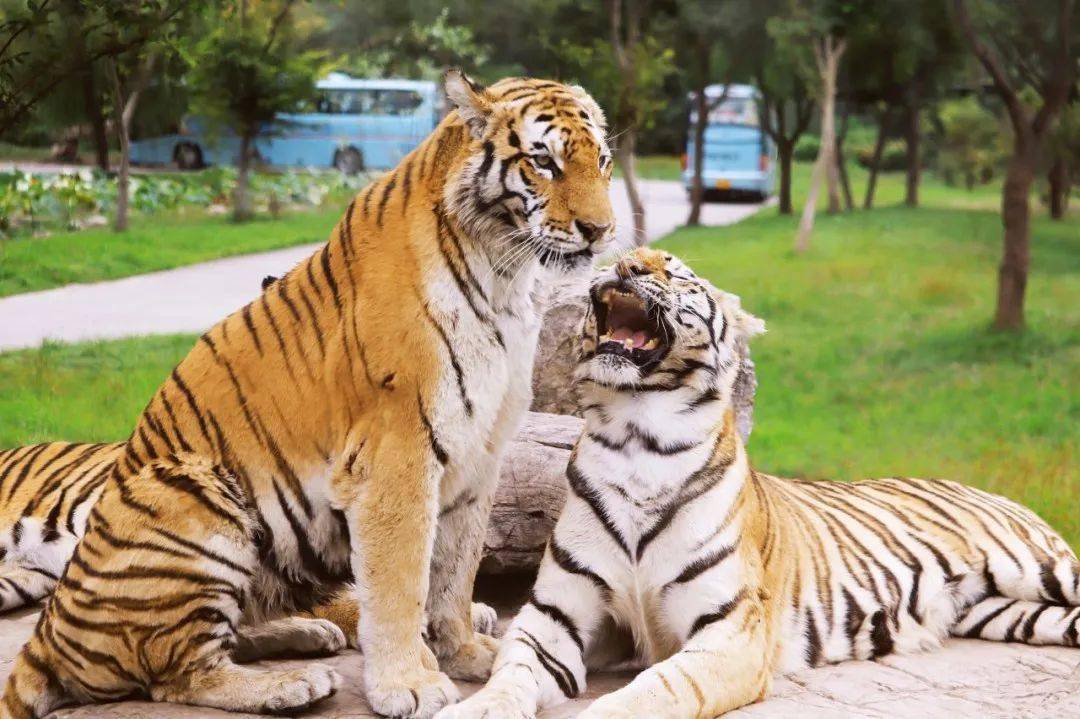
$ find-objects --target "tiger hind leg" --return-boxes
[233,617,348,663]
[0,567,57,614]
[150,659,341,715]
[0,643,71,719]
[953,596,1080,647]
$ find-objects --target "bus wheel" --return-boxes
[175,142,204,170]
[334,147,364,175]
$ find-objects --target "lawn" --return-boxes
[0,205,345,297]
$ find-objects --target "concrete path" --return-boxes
[1,607,1077,719]
[0,180,765,352]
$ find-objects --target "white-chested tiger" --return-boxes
[0,70,615,719]
[438,247,1079,719]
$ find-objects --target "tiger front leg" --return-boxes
[425,454,503,682]
[577,593,771,719]
[338,426,459,719]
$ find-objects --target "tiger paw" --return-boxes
[262,664,342,714]
[471,601,499,636]
[433,687,534,719]
[365,664,460,719]
[292,618,348,656]
[440,632,499,682]
[575,698,638,719]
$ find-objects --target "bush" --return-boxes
[933,96,1007,189]
[794,135,820,161]
[0,168,366,238]
[855,140,907,171]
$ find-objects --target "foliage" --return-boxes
[794,134,820,161]
[1046,101,1080,182]
[933,95,1007,189]
[0,167,365,237]
[855,139,907,172]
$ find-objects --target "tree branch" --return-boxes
[952,0,1028,132]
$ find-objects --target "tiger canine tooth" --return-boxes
[643,338,659,350]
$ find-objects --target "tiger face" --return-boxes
[577,248,765,391]
[443,70,615,274]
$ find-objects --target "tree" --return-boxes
[953,0,1077,330]
[101,1,198,231]
[0,0,184,151]
[607,0,673,245]
[935,95,1007,190]
[186,0,321,221]
[677,0,737,226]
[1046,99,1079,219]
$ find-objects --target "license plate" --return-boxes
[715,179,732,190]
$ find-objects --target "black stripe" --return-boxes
[549,537,610,593]
[565,461,631,557]
[420,302,474,417]
[170,369,214,449]
[319,245,342,311]
[376,174,397,227]
[241,303,264,355]
[666,543,736,587]
[804,608,823,665]
[869,609,894,657]
[964,599,1018,638]
[529,594,583,651]
[417,393,448,465]
[688,588,746,638]
[517,629,579,697]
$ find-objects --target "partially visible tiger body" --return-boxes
[0,443,118,613]
[441,248,1079,719]
[2,71,615,719]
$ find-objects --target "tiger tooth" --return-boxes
[624,338,634,350]
[600,333,611,343]
[643,338,658,350]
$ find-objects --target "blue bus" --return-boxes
[130,74,443,174]
[682,84,775,201]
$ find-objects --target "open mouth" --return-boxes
[591,282,670,371]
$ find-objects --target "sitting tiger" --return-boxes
[438,247,1080,719]
[1,70,615,719]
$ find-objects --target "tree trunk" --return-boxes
[796,36,845,252]
[1048,155,1068,219]
[836,106,853,211]
[616,132,647,245]
[994,139,1036,330]
[687,65,709,226]
[777,140,794,215]
[864,107,890,209]
[234,134,254,222]
[106,61,129,232]
[826,102,844,213]
[904,87,921,208]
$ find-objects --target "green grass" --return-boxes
[0,141,50,162]
[619,155,683,181]
[656,171,1079,550]
[0,205,345,297]
[0,335,198,445]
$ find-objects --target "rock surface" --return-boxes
[1,607,1076,718]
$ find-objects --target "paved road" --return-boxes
[0,179,766,351]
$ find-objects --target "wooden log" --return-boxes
[481,412,582,575]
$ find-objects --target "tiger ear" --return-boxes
[444,68,493,138]
[715,289,766,341]
[568,84,607,131]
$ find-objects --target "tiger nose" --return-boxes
[575,220,611,245]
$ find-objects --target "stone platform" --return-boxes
[2,607,1078,718]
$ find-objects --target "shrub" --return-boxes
[794,135,820,161]
[855,140,907,171]
[933,96,1007,189]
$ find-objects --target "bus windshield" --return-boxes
[689,97,760,128]
[316,88,425,116]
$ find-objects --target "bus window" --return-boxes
[316,89,424,116]
[689,98,760,128]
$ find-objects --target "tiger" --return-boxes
[0,441,499,637]
[1,69,615,719]
[437,247,1080,719]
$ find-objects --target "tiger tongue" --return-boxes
[610,328,649,348]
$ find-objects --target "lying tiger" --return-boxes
[438,247,1080,719]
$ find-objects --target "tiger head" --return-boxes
[442,69,615,274]
[577,248,765,396]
